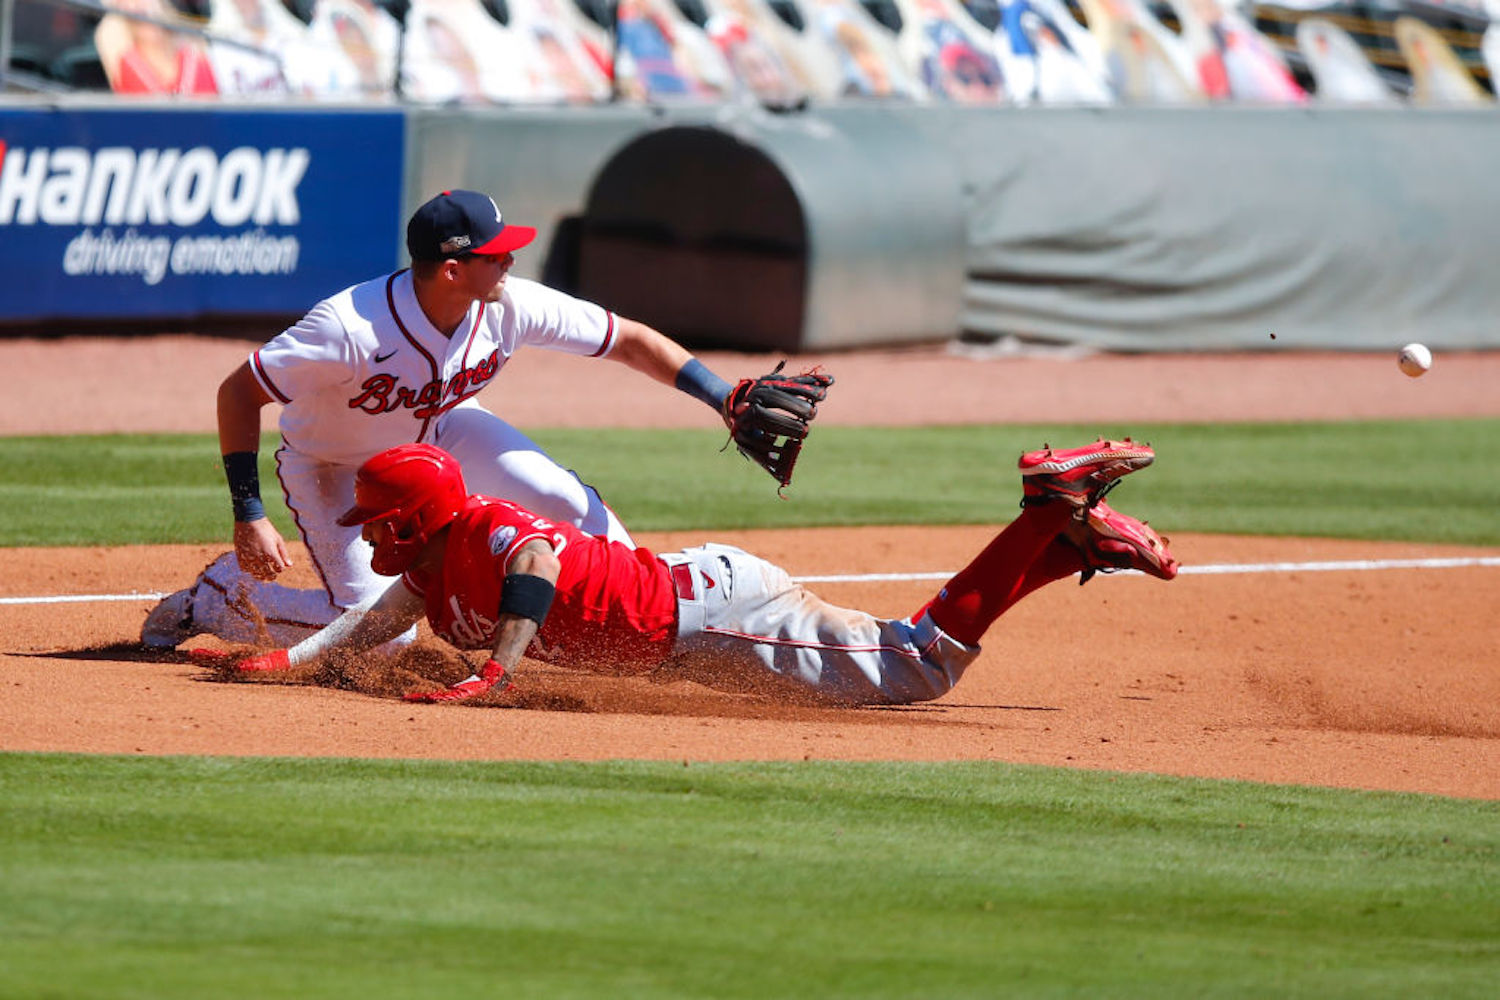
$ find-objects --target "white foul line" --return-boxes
[794,555,1500,584]
[2,556,1498,607]
[0,593,172,606]
[1171,556,1500,576]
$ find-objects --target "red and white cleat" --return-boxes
[1019,438,1155,509]
[1062,498,1179,584]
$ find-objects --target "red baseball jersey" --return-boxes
[403,497,677,673]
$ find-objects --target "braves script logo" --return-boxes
[346,349,501,419]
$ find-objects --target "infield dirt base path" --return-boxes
[2,337,1498,800]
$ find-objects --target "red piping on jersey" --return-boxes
[386,270,449,442]
[276,443,343,610]
[503,530,553,570]
[458,304,483,371]
[590,312,617,358]
[252,349,292,404]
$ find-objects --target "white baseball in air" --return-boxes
[1397,343,1432,378]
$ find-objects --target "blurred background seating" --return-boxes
[990,0,1117,104]
[4,0,1494,103]
[94,0,221,95]
[1295,16,1399,101]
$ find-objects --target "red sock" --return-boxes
[923,503,1074,645]
[1009,538,1088,605]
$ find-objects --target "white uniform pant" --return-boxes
[660,544,979,705]
[190,402,631,647]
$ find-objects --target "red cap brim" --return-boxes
[472,224,537,255]
[336,503,390,527]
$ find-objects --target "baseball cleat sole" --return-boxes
[1063,498,1179,584]
[1020,438,1155,508]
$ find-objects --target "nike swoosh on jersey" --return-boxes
[374,350,398,363]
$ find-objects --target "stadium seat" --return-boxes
[696,0,845,102]
[1254,1,1490,99]
[304,0,404,95]
[765,0,804,30]
[991,0,1115,104]
[1295,16,1397,103]
[49,43,111,88]
[1164,0,1305,102]
[8,42,54,76]
[502,0,614,101]
[1078,0,1201,101]
[610,0,735,99]
[1394,14,1490,104]
[786,0,925,98]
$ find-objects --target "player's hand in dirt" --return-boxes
[234,649,292,673]
[404,659,511,704]
[234,518,293,581]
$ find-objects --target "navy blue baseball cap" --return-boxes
[406,189,537,261]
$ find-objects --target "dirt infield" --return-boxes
[2,336,1498,799]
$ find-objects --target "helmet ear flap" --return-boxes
[351,444,470,575]
[368,515,424,575]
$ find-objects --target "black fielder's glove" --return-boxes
[721,362,834,488]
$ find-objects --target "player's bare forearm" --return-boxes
[488,539,561,676]
[220,361,289,574]
[607,318,695,387]
[234,589,424,676]
[217,361,275,455]
[608,318,739,414]
[286,580,426,667]
[487,614,540,676]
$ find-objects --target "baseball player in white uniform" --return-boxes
[141,189,755,650]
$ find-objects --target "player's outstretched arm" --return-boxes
[602,318,833,489]
[606,317,736,411]
[402,614,536,704]
[233,578,426,674]
[606,318,699,386]
[218,362,292,580]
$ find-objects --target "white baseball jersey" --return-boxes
[250,270,616,465]
[184,269,631,651]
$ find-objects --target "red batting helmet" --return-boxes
[337,444,468,575]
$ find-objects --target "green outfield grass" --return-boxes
[1,755,1495,1000]
[4,421,1497,997]
[1,418,1497,546]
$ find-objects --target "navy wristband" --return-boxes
[674,358,733,411]
[500,573,556,626]
[222,451,266,522]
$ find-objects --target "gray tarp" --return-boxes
[899,105,1500,351]
[411,103,1500,352]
